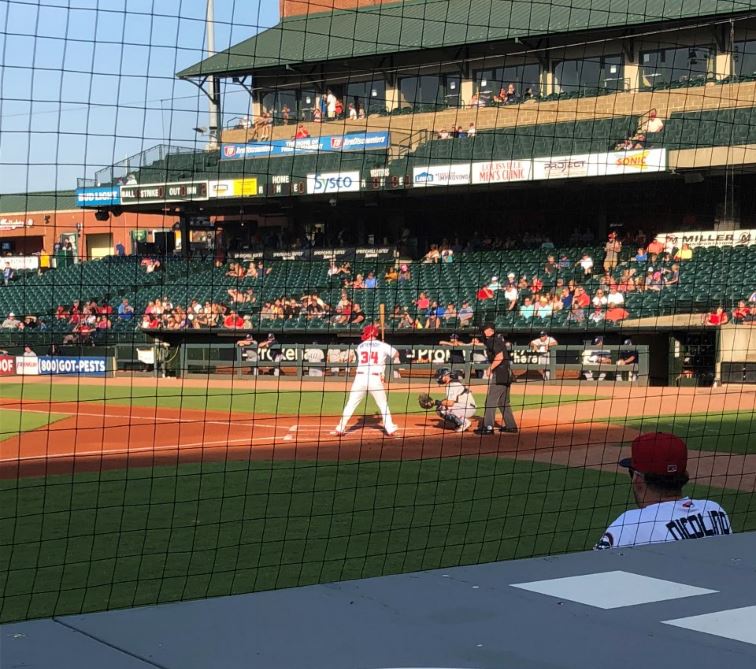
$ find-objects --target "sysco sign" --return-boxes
[306,171,361,194]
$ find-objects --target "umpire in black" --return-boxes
[475,322,518,435]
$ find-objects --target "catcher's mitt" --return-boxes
[418,393,438,410]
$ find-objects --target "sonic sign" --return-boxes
[120,181,208,204]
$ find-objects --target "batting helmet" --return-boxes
[435,367,451,384]
[361,324,379,341]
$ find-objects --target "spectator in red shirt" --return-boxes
[706,306,729,326]
[573,286,591,309]
[414,291,430,316]
[294,124,310,139]
[55,305,69,320]
[606,306,629,322]
[96,315,112,330]
[223,310,245,329]
[647,238,664,255]
[530,275,543,293]
[732,300,750,323]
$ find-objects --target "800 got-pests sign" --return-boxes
[306,172,361,194]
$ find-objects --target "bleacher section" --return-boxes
[653,107,756,150]
[409,116,639,163]
[3,245,755,338]
[118,105,756,190]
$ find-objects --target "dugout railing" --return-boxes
[148,343,649,384]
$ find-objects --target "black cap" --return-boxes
[540,330,548,337]
[481,322,496,332]
[593,336,604,344]
[623,338,633,345]
[449,333,459,340]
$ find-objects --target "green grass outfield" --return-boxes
[0,380,581,416]
[619,411,756,455]
[1,457,754,623]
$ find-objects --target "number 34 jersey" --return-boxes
[355,340,398,376]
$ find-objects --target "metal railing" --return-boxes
[80,144,200,188]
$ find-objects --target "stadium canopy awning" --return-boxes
[177,0,753,80]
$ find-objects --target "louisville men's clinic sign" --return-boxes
[221,131,390,160]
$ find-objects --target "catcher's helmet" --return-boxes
[435,367,451,384]
[361,324,379,341]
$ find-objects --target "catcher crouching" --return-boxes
[419,368,477,433]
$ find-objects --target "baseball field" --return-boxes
[1,376,755,623]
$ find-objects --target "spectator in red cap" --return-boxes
[595,433,732,549]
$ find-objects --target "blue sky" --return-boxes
[0,0,279,194]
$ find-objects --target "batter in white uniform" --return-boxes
[595,432,732,549]
[333,324,400,436]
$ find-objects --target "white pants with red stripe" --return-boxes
[336,372,397,434]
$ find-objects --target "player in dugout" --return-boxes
[595,433,732,549]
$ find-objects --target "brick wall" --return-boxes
[281,0,400,18]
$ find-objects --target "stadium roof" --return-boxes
[0,191,77,214]
[178,0,753,79]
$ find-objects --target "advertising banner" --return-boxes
[532,154,591,180]
[471,160,532,184]
[75,186,122,207]
[14,356,39,375]
[221,131,390,160]
[0,217,33,231]
[0,354,16,376]
[208,178,259,198]
[2,256,39,271]
[412,164,471,188]
[591,148,666,176]
[120,181,208,204]
[655,229,756,248]
[306,171,361,194]
[37,356,108,376]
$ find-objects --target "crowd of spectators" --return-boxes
[468,83,536,108]
[470,231,698,325]
[2,227,752,339]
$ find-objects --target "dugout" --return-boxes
[144,320,724,386]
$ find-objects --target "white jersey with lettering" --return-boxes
[595,497,732,549]
[336,338,399,435]
[354,340,398,377]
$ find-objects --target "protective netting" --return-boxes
[1,0,755,623]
